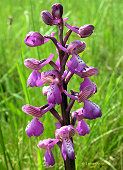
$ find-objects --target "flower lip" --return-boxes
[55,125,76,140]
[83,100,102,119]
[25,118,44,137]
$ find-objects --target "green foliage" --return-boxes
[0,0,122,169]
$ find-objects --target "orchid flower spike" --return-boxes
[25,118,44,137]
[37,138,59,167]
[55,125,76,160]
[65,22,94,38]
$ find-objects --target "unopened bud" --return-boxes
[78,24,94,38]
[51,3,63,19]
[41,10,54,25]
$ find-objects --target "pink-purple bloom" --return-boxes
[38,138,59,167]
[55,125,76,160]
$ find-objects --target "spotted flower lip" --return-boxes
[24,53,54,70]
[47,84,62,105]
[76,120,90,136]
[25,118,44,137]
[65,22,94,38]
[55,125,76,160]
[67,40,86,55]
[22,104,55,118]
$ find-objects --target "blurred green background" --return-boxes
[0,0,123,169]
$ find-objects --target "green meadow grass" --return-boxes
[0,0,123,169]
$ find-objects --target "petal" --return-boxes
[22,104,54,117]
[78,85,94,102]
[76,120,90,136]
[39,53,54,69]
[24,58,42,70]
[80,67,99,78]
[25,118,44,137]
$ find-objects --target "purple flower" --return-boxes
[25,118,44,137]
[55,125,76,160]
[67,40,86,55]
[24,32,55,47]
[24,53,54,70]
[37,138,59,167]
[76,120,90,136]
[51,3,63,19]
[83,100,102,119]
[27,70,44,87]
[22,104,55,117]
[65,22,94,38]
